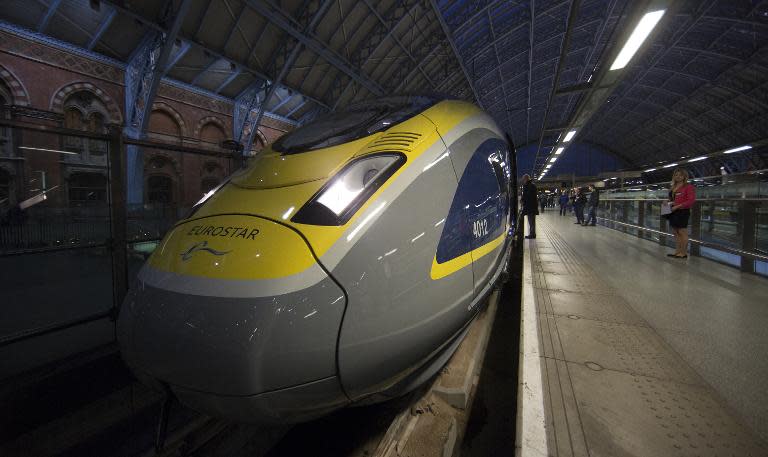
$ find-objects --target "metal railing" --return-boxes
[594,191,767,274]
[0,118,237,365]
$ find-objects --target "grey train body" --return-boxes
[118,103,512,424]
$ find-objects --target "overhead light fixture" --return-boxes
[723,145,752,154]
[688,156,707,162]
[549,157,557,163]
[555,147,564,155]
[644,168,657,172]
[563,130,576,142]
[610,10,666,70]
[662,163,678,168]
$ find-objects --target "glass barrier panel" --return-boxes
[0,128,115,377]
[125,144,238,285]
[757,203,768,254]
[699,200,741,248]
[2,129,112,253]
[756,203,768,277]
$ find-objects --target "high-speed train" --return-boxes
[117,96,514,424]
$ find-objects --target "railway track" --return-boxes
[0,289,503,457]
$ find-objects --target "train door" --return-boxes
[464,138,509,295]
[438,129,509,299]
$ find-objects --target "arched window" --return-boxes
[63,107,84,153]
[61,91,110,161]
[199,121,226,149]
[88,112,107,155]
[147,175,173,204]
[68,172,107,206]
[148,110,182,144]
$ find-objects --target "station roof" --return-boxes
[1,0,767,175]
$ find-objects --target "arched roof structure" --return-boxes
[1,0,766,176]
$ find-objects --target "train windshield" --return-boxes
[273,96,439,154]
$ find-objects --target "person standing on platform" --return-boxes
[521,174,538,239]
[574,187,586,224]
[665,168,696,258]
[584,185,599,226]
[558,191,569,216]
[539,193,547,213]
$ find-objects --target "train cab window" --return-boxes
[273,96,439,154]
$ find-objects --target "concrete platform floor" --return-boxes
[519,212,768,457]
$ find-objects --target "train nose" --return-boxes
[117,215,348,422]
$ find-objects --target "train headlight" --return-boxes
[292,153,406,225]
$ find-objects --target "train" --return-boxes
[117,96,514,424]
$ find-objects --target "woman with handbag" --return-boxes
[665,168,696,258]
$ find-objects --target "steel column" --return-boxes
[124,0,192,204]
[107,124,128,313]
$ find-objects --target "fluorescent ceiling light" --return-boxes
[662,163,678,168]
[610,10,666,70]
[688,156,707,162]
[549,157,557,163]
[563,130,576,142]
[723,145,752,154]
[644,168,656,172]
[555,147,564,155]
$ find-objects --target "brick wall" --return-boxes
[0,29,294,207]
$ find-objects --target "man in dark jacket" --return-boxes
[584,184,599,226]
[521,174,538,239]
[574,187,587,224]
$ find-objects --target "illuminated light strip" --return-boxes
[644,168,657,172]
[610,10,666,70]
[688,156,707,162]
[549,157,557,163]
[563,130,576,142]
[19,146,79,155]
[662,163,678,168]
[723,145,751,154]
[555,147,564,155]
[346,201,386,242]
[430,230,506,280]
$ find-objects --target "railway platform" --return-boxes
[517,213,768,456]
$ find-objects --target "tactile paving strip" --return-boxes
[528,220,768,456]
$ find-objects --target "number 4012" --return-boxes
[472,219,488,238]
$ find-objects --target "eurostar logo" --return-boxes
[180,241,231,261]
